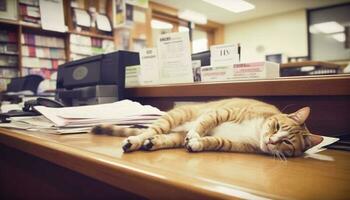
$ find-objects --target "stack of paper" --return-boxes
[35,100,164,133]
[0,100,164,134]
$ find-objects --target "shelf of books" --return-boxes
[0,0,150,92]
[0,29,19,91]
[18,0,41,27]
[69,33,115,61]
[21,32,66,90]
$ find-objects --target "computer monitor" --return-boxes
[191,50,210,67]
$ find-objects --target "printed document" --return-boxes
[157,32,194,84]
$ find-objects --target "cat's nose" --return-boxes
[268,138,278,145]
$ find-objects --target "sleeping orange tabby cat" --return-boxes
[91,98,323,157]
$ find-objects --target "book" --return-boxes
[0,55,18,67]
[69,34,115,59]
[0,31,17,43]
[19,3,41,24]
[21,33,65,48]
[22,45,66,59]
[0,43,18,55]
[0,68,17,78]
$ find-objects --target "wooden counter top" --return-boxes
[125,75,350,97]
[1,128,350,200]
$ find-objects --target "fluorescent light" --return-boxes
[311,21,344,34]
[151,19,173,29]
[309,26,321,34]
[203,0,255,13]
[178,10,207,24]
[332,33,346,42]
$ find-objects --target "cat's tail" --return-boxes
[91,124,143,136]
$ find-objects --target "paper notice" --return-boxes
[39,0,67,32]
[157,32,194,84]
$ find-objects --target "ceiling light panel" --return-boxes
[178,9,207,24]
[311,21,344,34]
[203,0,255,13]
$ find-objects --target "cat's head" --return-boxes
[261,107,323,157]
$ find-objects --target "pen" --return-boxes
[238,43,241,63]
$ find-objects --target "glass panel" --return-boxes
[179,26,189,32]
[151,19,174,47]
[192,29,208,53]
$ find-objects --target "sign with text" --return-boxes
[157,32,194,84]
[139,48,159,85]
[210,44,239,67]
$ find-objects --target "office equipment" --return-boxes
[280,61,341,76]
[6,74,43,94]
[56,51,139,106]
[0,97,64,123]
[191,50,210,67]
[265,53,288,64]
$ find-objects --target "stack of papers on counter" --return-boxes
[0,100,165,134]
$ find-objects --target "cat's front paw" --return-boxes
[184,130,200,145]
[142,136,160,151]
[122,136,143,152]
[186,138,203,152]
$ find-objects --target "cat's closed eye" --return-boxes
[282,140,293,145]
[275,122,280,132]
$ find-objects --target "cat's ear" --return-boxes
[303,134,323,150]
[288,107,310,124]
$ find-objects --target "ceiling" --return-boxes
[151,0,350,24]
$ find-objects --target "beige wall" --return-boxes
[225,10,308,62]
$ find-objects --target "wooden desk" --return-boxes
[126,75,350,136]
[1,128,350,199]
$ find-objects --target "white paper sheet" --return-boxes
[74,9,91,27]
[96,14,112,32]
[139,48,160,85]
[304,136,339,155]
[157,32,194,84]
[210,44,239,67]
[39,0,67,32]
[34,100,164,127]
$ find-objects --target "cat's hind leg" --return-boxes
[123,105,196,152]
[142,132,186,151]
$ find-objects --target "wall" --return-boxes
[225,10,308,62]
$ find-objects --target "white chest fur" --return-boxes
[211,117,265,144]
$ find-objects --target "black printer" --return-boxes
[56,51,139,106]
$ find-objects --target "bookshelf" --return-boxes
[0,23,19,91]
[0,0,118,91]
[0,0,153,91]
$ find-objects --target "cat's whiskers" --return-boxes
[280,152,287,161]
[276,151,287,162]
